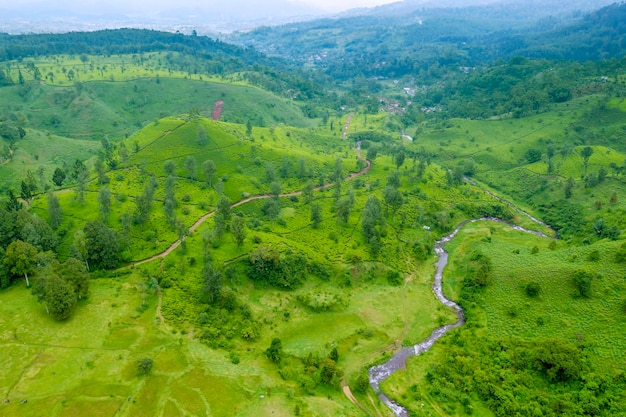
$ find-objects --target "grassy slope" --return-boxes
[12,106,528,416]
[0,53,312,192]
[382,221,626,416]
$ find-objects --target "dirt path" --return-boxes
[132,124,369,267]
[342,112,354,140]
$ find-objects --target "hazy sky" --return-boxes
[297,0,398,11]
[0,0,400,13]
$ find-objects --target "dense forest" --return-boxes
[1,2,626,417]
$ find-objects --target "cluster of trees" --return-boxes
[414,330,624,416]
[247,246,309,289]
[265,337,344,392]
[32,258,89,320]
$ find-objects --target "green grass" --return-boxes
[382,221,626,416]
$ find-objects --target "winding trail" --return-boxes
[132,137,369,267]
[342,112,354,140]
[368,217,554,416]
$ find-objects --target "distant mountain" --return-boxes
[225,0,625,82]
[0,0,325,34]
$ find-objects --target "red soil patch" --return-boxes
[212,100,224,120]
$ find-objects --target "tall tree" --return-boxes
[394,150,406,169]
[98,186,112,223]
[202,261,222,304]
[310,203,322,228]
[61,257,89,300]
[5,189,22,211]
[83,221,119,270]
[4,240,38,287]
[163,160,177,176]
[52,167,66,187]
[185,156,197,180]
[265,338,283,363]
[270,181,282,198]
[74,169,88,203]
[134,176,157,224]
[383,185,403,218]
[298,157,307,179]
[47,191,63,230]
[335,197,352,225]
[580,146,594,177]
[216,195,231,222]
[163,175,177,227]
[231,216,246,248]
[361,196,383,245]
[265,163,276,183]
[302,182,314,204]
[198,125,208,146]
[202,159,217,187]
[33,273,76,320]
[22,215,58,252]
[94,158,108,185]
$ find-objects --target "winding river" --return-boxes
[368,217,554,417]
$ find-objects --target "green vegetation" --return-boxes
[383,222,626,416]
[1,13,626,416]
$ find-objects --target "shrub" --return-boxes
[387,270,403,286]
[525,282,541,297]
[572,270,593,298]
[137,358,153,375]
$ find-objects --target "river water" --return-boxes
[368,217,553,416]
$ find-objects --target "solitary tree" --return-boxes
[52,167,66,187]
[216,195,231,222]
[198,125,208,146]
[134,176,157,224]
[163,175,177,227]
[361,196,383,243]
[394,150,405,169]
[47,191,63,230]
[98,186,112,223]
[83,221,119,270]
[185,156,197,180]
[137,358,153,375]
[580,146,594,177]
[265,338,283,363]
[94,158,108,185]
[202,262,222,304]
[572,270,593,298]
[202,159,217,186]
[564,177,574,199]
[302,182,314,204]
[383,185,403,218]
[335,197,352,225]
[310,203,322,228]
[270,181,281,198]
[231,216,246,248]
[163,160,177,176]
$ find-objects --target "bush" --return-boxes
[525,282,541,297]
[572,270,593,298]
[137,358,153,375]
[387,270,403,286]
